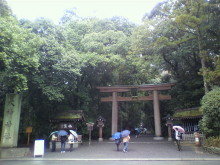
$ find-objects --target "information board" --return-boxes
[34,140,44,157]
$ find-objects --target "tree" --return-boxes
[203,56,220,87]
[174,0,220,92]
[21,18,82,101]
[0,15,41,93]
[0,0,11,17]
[133,0,220,110]
[81,30,130,55]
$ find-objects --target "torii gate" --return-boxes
[97,83,174,140]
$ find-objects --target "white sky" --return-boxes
[6,0,164,24]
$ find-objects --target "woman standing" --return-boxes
[51,134,57,152]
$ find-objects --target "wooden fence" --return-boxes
[182,132,204,143]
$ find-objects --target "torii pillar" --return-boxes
[153,90,163,140]
[112,92,118,134]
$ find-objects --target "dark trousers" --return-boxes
[116,144,120,151]
[115,139,121,151]
[61,142,66,152]
[69,144,73,152]
[175,139,182,151]
[51,141,56,152]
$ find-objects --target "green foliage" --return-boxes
[204,136,220,148]
[199,87,220,137]
[173,108,202,118]
[81,30,130,55]
[0,0,12,17]
[1,0,220,141]
[203,56,220,86]
[0,15,41,93]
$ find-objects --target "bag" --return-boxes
[177,132,183,139]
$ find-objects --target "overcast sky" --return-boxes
[6,0,164,24]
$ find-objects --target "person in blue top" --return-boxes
[115,137,122,151]
[60,135,67,153]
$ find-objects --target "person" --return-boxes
[122,135,130,153]
[51,134,57,152]
[174,128,182,151]
[68,133,75,152]
[142,128,147,134]
[134,128,141,138]
[60,135,67,153]
[115,137,121,151]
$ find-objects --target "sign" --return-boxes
[34,140,44,157]
[26,127,33,133]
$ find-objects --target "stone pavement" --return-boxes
[1,135,220,161]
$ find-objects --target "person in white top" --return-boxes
[122,135,130,153]
[51,134,57,152]
[68,134,75,152]
[174,128,182,151]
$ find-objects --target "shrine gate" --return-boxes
[97,83,174,140]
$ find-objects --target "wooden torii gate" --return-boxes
[97,83,174,140]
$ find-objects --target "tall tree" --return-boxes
[0,12,41,93]
[174,0,220,92]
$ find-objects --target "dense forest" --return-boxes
[0,0,220,143]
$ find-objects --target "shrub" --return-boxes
[199,87,220,137]
[204,136,220,148]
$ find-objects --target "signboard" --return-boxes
[26,127,33,133]
[34,140,44,157]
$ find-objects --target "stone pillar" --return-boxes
[1,93,22,147]
[111,92,118,135]
[153,90,163,140]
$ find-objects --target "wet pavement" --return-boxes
[1,135,220,161]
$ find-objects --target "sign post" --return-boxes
[86,122,94,146]
[26,127,33,145]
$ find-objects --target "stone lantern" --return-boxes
[96,116,106,142]
[86,122,94,145]
[165,114,173,141]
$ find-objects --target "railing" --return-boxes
[182,132,204,143]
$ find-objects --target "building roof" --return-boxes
[51,110,85,122]
[172,107,203,120]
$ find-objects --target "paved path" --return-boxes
[1,135,220,161]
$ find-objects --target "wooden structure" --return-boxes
[50,110,85,131]
[172,107,202,132]
[97,83,174,139]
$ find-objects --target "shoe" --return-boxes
[123,149,126,153]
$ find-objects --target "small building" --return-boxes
[172,107,202,132]
[50,110,85,131]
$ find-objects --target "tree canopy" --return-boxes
[0,0,219,140]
